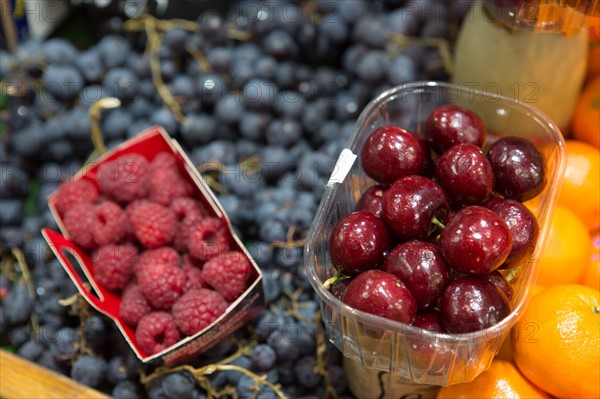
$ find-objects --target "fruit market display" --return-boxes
[1,1,599,399]
[328,105,543,334]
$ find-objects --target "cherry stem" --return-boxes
[593,306,600,314]
[431,215,446,230]
[323,274,349,290]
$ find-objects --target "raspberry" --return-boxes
[201,251,252,302]
[149,167,193,206]
[171,197,209,220]
[119,282,151,327]
[54,179,99,216]
[182,255,206,292]
[137,259,184,310]
[92,244,137,291]
[93,201,127,246]
[98,154,150,203]
[64,203,96,249]
[171,288,228,336]
[128,200,177,249]
[135,312,180,355]
[188,217,230,261]
[172,198,209,252]
[135,247,180,275]
[150,152,177,172]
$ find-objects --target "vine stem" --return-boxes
[86,97,121,164]
[141,364,287,399]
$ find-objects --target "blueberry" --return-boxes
[112,380,143,399]
[294,356,322,389]
[70,355,108,388]
[43,65,84,100]
[4,283,33,325]
[161,371,195,399]
[97,35,130,69]
[224,355,252,385]
[77,49,105,83]
[17,340,44,361]
[268,329,300,362]
[251,344,277,372]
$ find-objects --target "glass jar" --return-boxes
[452,1,597,131]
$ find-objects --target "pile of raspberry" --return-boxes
[54,152,253,356]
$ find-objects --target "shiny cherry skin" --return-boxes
[484,270,514,302]
[435,143,495,206]
[414,311,446,332]
[439,205,512,275]
[361,125,425,185]
[343,270,417,325]
[487,136,546,201]
[484,197,539,268]
[424,104,486,154]
[329,211,391,276]
[440,275,511,333]
[329,277,352,301]
[383,240,450,309]
[382,175,449,241]
[356,185,387,218]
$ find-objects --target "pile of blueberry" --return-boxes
[1,1,472,397]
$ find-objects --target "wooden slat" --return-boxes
[0,350,110,399]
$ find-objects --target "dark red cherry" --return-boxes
[484,270,514,302]
[360,126,425,185]
[329,277,352,301]
[424,104,486,154]
[343,270,417,325]
[440,276,511,333]
[356,185,387,218]
[413,311,446,333]
[329,211,391,276]
[435,143,495,206]
[382,175,449,241]
[487,136,546,201]
[484,197,539,268]
[383,240,450,310]
[439,206,512,275]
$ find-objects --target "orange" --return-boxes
[536,206,591,287]
[586,17,600,79]
[436,359,549,399]
[582,230,600,291]
[573,76,600,148]
[512,285,600,399]
[557,140,600,231]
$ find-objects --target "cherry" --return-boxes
[329,211,391,276]
[414,311,446,333]
[487,136,546,201]
[383,240,449,309]
[484,197,539,268]
[343,269,417,325]
[435,143,495,206]
[440,275,511,333]
[439,205,512,275]
[360,125,425,185]
[382,175,449,241]
[329,277,352,301]
[484,270,514,302]
[424,104,486,154]
[356,185,387,218]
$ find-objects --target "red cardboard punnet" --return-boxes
[42,126,264,366]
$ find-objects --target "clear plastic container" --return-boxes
[304,81,566,386]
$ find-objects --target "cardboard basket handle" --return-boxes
[41,228,106,310]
